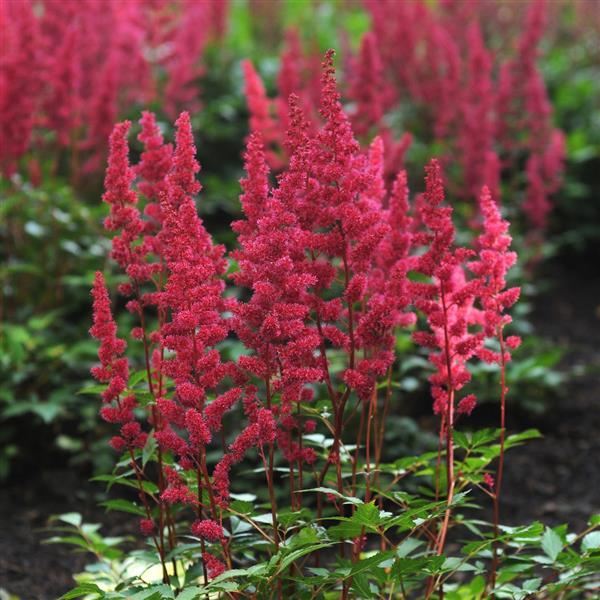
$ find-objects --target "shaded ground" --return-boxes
[1,255,599,599]
[498,256,600,530]
[0,469,103,599]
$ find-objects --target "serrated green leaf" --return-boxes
[129,370,150,388]
[346,551,395,578]
[350,572,375,598]
[523,577,542,592]
[454,430,470,449]
[541,527,563,562]
[396,537,424,557]
[504,429,542,449]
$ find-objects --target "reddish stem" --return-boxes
[489,327,507,593]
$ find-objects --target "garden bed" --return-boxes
[1,253,598,600]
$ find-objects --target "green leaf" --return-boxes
[469,575,486,596]
[57,512,83,527]
[354,502,383,526]
[301,487,363,505]
[346,551,395,578]
[392,556,444,577]
[277,507,313,528]
[176,588,203,600]
[277,543,333,573]
[30,402,63,423]
[582,531,600,552]
[523,577,542,592]
[59,583,103,599]
[350,573,375,598]
[453,430,470,449]
[101,498,147,517]
[129,585,174,600]
[471,428,500,448]
[396,537,424,557]
[129,370,150,388]
[328,502,386,540]
[228,499,254,515]
[541,527,563,562]
[504,429,542,449]
[142,434,157,467]
[77,384,107,395]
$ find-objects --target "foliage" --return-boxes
[0,174,107,475]
[49,479,600,598]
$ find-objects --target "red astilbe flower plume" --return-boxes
[242,59,282,168]
[192,519,224,542]
[469,187,521,363]
[90,272,147,451]
[286,52,411,403]
[163,1,209,119]
[90,271,129,400]
[275,28,319,136]
[232,125,320,395]
[232,52,415,491]
[495,0,564,230]
[0,0,40,175]
[82,51,119,173]
[102,120,160,287]
[523,130,565,231]
[347,33,410,184]
[348,32,386,138]
[136,111,173,212]
[213,406,276,506]
[202,552,226,579]
[459,23,500,202]
[43,24,80,147]
[411,159,484,417]
[231,125,320,471]
[376,169,413,276]
[208,0,229,41]
[155,113,242,486]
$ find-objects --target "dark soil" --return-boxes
[497,256,600,530]
[0,469,104,599]
[1,256,599,599]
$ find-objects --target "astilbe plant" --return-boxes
[241,0,564,241]
[82,51,599,600]
[0,0,227,179]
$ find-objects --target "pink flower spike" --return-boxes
[192,519,224,542]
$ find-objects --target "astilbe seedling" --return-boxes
[89,51,541,598]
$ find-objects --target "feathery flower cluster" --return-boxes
[411,160,483,417]
[192,519,224,542]
[91,47,524,583]
[0,0,227,177]
[94,111,280,574]
[354,0,563,230]
[0,0,39,175]
[90,272,147,452]
[469,187,522,360]
[231,52,418,503]
[411,162,521,420]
